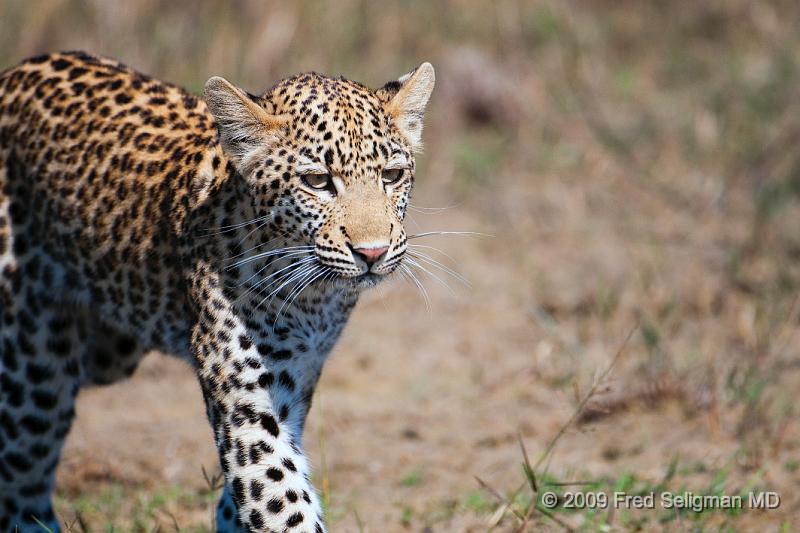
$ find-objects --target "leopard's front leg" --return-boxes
[192,284,327,532]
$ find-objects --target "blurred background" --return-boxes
[2,0,799,530]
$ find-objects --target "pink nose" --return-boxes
[351,245,389,267]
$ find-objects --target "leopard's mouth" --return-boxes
[325,271,387,291]
[353,272,384,288]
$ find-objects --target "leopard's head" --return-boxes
[204,64,434,289]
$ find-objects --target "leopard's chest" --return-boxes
[250,290,356,366]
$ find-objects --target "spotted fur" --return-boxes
[0,51,434,532]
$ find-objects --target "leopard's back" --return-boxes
[0,51,220,350]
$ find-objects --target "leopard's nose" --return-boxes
[349,243,389,268]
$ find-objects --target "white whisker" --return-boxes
[235,256,317,300]
[408,203,460,214]
[238,258,316,306]
[237,218,272,245]
[228,247,309,285]
[273,266,330,326]
[405,257,455,295]
[225,247,314,271]
[255,261,320,310]
[227,235,287,262]
[406,250,470,287]
[279,265,322,308]
[406,212,422,232]
[266,265,321,321]
[408,243,459,266]
[407,231,492,239]
[399,264,430,310]
[200,214,271,236]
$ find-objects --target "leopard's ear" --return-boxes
[203,76,286,168]
[381,62,435,152]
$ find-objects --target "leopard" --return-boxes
[0,50,434,532]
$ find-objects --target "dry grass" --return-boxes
[2,0,799,531]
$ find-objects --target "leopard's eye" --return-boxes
[381,168,404,185]
[302,173,333,191]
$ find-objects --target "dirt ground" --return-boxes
[1,0,799,531]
